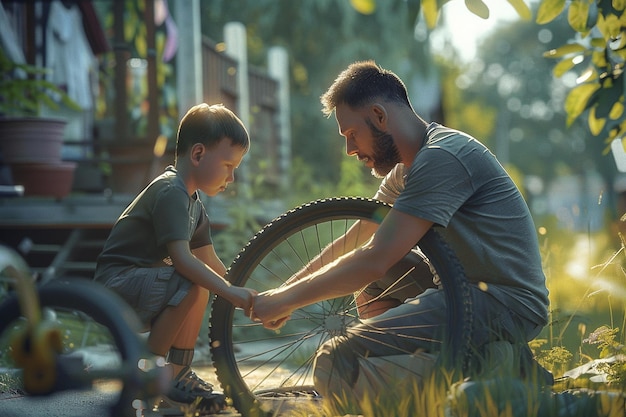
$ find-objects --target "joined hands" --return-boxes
[249,291,292,330]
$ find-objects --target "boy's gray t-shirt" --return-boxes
[95,166,212,282]
[374,123,549,326]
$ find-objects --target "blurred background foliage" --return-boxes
[199,0,626,370]
[202,0,431,205]
[201,0,622,216]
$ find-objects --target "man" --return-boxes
[251,61,550,410]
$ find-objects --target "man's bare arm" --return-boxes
[254,209,433,327]
[285,219,378,284]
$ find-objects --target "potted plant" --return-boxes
[0,48,82,198]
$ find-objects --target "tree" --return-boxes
[199,0,624,198]
[537,0,626,160]
[427,0,626,166]
[441,3,623,231]
[445,12,582,176]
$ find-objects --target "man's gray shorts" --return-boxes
[312,285,545,408]
[103,266,192,329]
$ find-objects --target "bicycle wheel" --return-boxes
[209,197,472,417]
[0,278,162,417]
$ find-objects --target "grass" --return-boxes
[283,225,626,417]
[0,372,23,397]
[285,370,625,417]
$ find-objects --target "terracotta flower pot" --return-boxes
[0,117,67,163]
[10,162,77,198]
[107,143,173,195]
[0,117,77,198]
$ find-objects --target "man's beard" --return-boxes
[366,118,402,178]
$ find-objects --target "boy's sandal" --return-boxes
[165,366,227,412]
[172,366,215,394]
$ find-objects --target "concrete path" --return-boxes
[0,344,323,417]
[0,364,241,417]
[1,390,127,417]
[0,379,242,417]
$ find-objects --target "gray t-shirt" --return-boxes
[374,123,549,326]
[95,166,212,282]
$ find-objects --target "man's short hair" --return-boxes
[176,103,249,157]
[320,60,412,117]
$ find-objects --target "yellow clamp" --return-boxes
[10,321,63,395]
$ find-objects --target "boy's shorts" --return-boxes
[103,266,192,329]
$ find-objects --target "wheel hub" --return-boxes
[323,313,353,337]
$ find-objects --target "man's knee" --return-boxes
[314,337,438,412]
[313,337,359,399]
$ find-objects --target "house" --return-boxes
[0,0,290,280]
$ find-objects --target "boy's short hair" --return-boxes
[320,60,412,117]
[176,103,250,158]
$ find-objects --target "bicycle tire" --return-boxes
[0,278,156,417]
[209,197,472,417]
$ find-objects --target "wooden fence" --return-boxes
[202,37,282,188]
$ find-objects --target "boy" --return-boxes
[95,103,256,412]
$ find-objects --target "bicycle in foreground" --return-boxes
[0,245,165,417]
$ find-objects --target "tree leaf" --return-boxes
[596,12,621,39]
[543,43,586,58]
[422,0,439,29]
[536,0,566,24]
[613,0,626,11]
[552,57,577,77]
[609,101,624,121]
[135,30,147,57]
[506,0,532,20]
[349,0,376,15]
[465,0,489,19]
[590,37,606,48]
[564,83,600,126]
[588,107,605,136]
[568,0,590,33]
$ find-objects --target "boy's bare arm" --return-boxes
[168,240,255,314]
[192,244,227,277]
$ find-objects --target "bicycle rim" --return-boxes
[0,278,157,417]
[209,197,472,417]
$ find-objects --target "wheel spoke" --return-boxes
[210,198,472,417]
